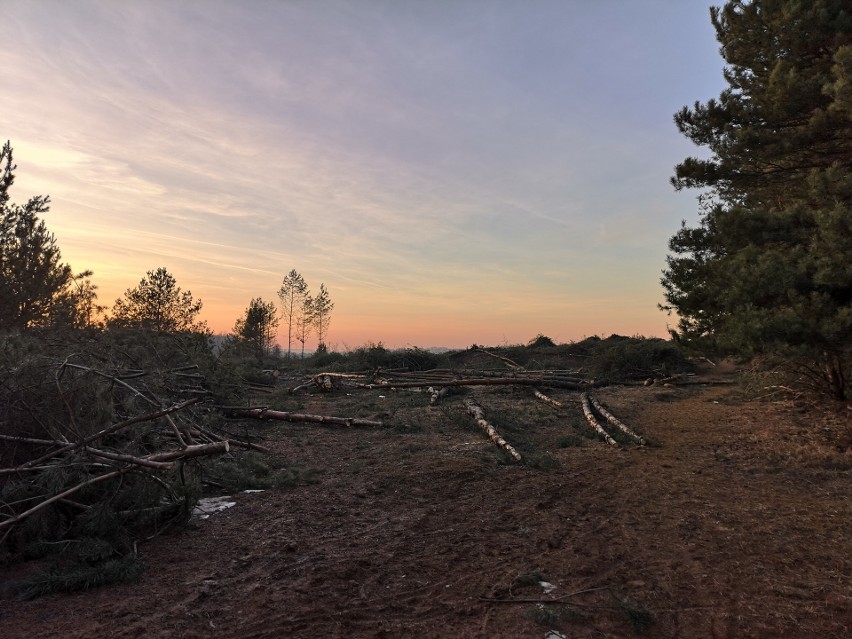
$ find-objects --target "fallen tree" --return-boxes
[587,394,644,445]
[580,393,618,446]
[463,397,522,462]
[232,408,384,428]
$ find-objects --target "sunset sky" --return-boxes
[3,1,726,349]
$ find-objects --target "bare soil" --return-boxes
[2,366,850,638]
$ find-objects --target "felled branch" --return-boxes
[0,398,202,475]
[0,441,228,531]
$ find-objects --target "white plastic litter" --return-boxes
[193,496,236,519]
[539,581,556,594]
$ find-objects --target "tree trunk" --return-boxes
[463,398,522,461]
[580,393,617,446]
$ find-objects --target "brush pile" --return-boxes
[0,330,247,598]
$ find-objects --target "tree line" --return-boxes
[0,140,333,356]
[233,270,334,359]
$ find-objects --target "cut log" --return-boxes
[532,388,562,408]
[235,408,383,428]
[463,398,522,461]
[429,386,450,405]
[147,441,230,461]
[360,377,586,391]
[580,393,617,446]
[587,394,644,445]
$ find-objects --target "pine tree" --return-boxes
[233,297,279,358]
[109,267,206,333]
[277,269,308,358]
[662,1,852,399]
[294,293,314,359]
[0,141,74,330]
[312,283,334,352]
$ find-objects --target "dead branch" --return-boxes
[580,393,617,446]
[0,467,131,530]
[0,398,202,475]
[84,446,176,470]
[234,408,384,428]
[0,433,64,446]
[62,362,159,407]
[463,398,522,461]
[474,348,523,370]
[147,441,230,461]
[0,440,230,531]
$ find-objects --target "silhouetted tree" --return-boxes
[294,293,314,358]
[277,269,308,358]
[312,283,334,351]
[0,140,75,330]
[233,297,279,358]
[109,267,206,333]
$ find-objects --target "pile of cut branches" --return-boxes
[0,331,257,597]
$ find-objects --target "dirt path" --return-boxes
[2,383,850,638]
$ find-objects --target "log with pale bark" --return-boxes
[532,388,563,408]
[360,377,587,391]
[580,393,618,446]
[463,398,522,461]
[587,394,644,444]
[430,386,450,405]
[234,408,384,428]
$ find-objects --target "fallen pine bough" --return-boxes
[463,397,522,462]
[0,441,229,532]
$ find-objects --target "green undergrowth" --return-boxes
[201,451,319,492]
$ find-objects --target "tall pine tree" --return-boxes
[0,141,74,330]
[233,297,279,358]
[662,1,852,399]
[109,267,206,333]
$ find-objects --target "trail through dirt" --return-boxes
[2,377,850,638]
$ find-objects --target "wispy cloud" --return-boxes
[2,0,726,346]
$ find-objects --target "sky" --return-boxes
[2,0,727,350]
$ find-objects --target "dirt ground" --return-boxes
[1,366,850,638]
